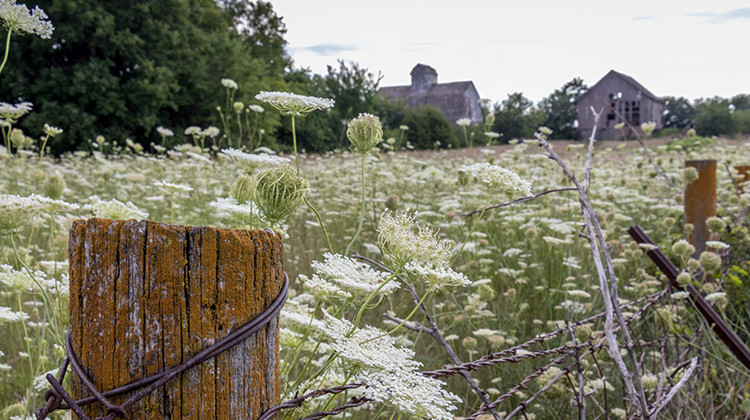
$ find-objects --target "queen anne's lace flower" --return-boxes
[221,148,289,169]
[156,126,174,137]
[455,118,471,126]
[404,261,471,288]
[84,195,149,220]
[255,91,334,117]
[459,163,532,197]
[311,253,398,296]
[0,101,32,121]
[153,180,193,194]
[0,193,77,233]
[378,211,453,268]
[0,0,53,39]
[221,78,238,89]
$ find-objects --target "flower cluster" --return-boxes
[0,0,53,39]
[0,101,32,122]
[84,195,149,220]
[255,91,334,117]
[153,180,193,194]
[299,253,399,300]
[221,148,290,170]
[378,211,453,268]
[459,162,532,197]
[455,118,471,126]
[0,193,76,234]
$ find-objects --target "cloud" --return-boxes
[688,7,750,23]
[291,43,358,56]
[630,15,657,21]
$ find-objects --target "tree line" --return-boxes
[2,0,747,154]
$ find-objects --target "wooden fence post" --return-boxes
[684,160,716,256]
[68,218,284,419]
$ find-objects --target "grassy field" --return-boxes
[1,134,750,419]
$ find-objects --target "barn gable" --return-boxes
[577,70,665,140]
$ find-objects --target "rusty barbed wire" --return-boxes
[35,274,289,420]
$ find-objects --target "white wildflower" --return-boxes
[455,118,471,126]
[670,291,690,300]
[705,241,730,250]
[458,163,532,197]
[84,195,149,220]
[43,123,62,137]
[33,368,58,391]
[156,126,174,137]
[310,253,398,296]
[0,306,28,322]
[184,126,201,136]
[185,151,211,163]
[153,180,193,194]
[404,261,471,288]
[221,78,238,89]
[568,290,591,299]
[704,292,726,303]
[221,148,289,169]
[0,0,53,39]
[249,104,264,113]
[358,369,460,419]
[255,91,334,116]
[299,274,351,300]
[201,126,220,138]
[378,211,453,268]
[0,101,32,121]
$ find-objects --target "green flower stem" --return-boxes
[0,27,13,78]
[17,291,34,376]
[10,234,63,346]
[290,114,334,252]
[349,271,399,335]
[281,299,321,376]
[452,190,493,264]
[38,134,50,167]
[344,153,366,256]
[236,112,243,149]
[361,286,433,345]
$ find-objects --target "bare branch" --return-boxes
[648,358,700,417]
[460,187,577,217]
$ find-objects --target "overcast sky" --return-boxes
[271,0,749,106]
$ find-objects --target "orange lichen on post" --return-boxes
[684,160,717,256]
[68,218,284,419]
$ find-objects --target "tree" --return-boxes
[538,78,588,139]
[492,92,544,142]
[219,0,291,76]
[0,0,287,153]
[662,96,695,129]
[694,98,733,136]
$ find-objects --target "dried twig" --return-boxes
[460,187,577,217]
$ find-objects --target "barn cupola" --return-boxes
[410,64,438,93]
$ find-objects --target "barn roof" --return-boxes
[378,81,477,122]
[580,69,664,104]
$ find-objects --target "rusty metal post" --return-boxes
[684,160,717,256]
[68,218,284,419]
[734,165,750,193]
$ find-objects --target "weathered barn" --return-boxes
[577,70,664,140]
[378,64,483,123]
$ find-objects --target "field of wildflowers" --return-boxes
[2,1,750,419]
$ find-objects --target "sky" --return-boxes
[270,0,749,106]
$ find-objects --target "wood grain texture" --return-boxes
[69,218,283,419]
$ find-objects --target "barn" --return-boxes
[577,70,664,140]
[378,64,484,124]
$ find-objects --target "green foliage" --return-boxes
[538,78,587,140]
[666,134,715,151]
[0,0,287,154]
[492,92,545,142]
[662,96,695,129]
[694,98,734,137]
[402,105,456,149]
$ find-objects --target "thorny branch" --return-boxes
[460,187,577,217]
[535,107,650,418]
[605,101,676,189]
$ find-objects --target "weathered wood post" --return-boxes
[684,160,717,256]
[68,218,284,419]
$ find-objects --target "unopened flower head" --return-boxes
[255,91,334,117]
[378,211,453,268]
[0,0,54,39]
[347,113,383,154]
[156,126,173,137]
[233,101,244,112]
[254,165,309,224]
[43,123,62,137]
[459,163,532,197]
[221,78,238,89]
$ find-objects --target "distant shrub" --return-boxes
[666,135,715,152]
[402,106,457,149]
[652,126,680,138]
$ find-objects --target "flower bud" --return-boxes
[44,175,66,200]
[705,216,726,233]
[231,175,255,204]
[462,336,477,350]
[347,113,383,154]
[254,165,309,224]
[233,101,245,112]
